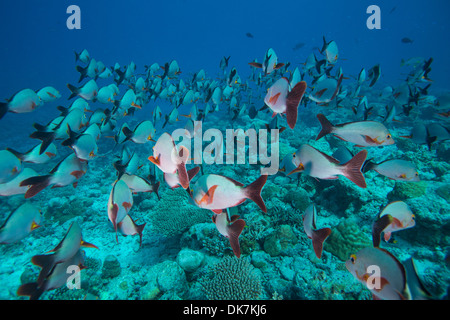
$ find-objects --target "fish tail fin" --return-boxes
[74,50,80,62]
[361,159,375,173]
[29,130,55,155]
[248,62,263,69]
[372,214,394,247]
[67,83,79,100]
[136,222,146,248]
[121,126,134,142]
[176,149,190,189]
[286,81,307,129]
[17,282,44,300]
[341,150,368,188]
[228,219,246,258]
[187,166,200,182]
[244,174,268,213]
[0,102,8,120]
[152,181,161,200]
[5,147,25,161]
[31,253,55,286]
[311,227,332,259]
[20,175,52,199]
[61,124,78,147]
[316,113,334,140]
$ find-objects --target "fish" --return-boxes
[263,77,307,129]
[0,168,39,197]
[19,153,88,198]
[36,86,61,103]
[148,132,190,189]
[403,257,434,300]
[401,37,414,44]
[288,144,368,188]
[212,209,246,258]
[189,174,268,213]
[0,203,41,244]
[367,64,381,87]
[6,143,57,164]
[246,32,254,38]
[0,149,22,184]
[320,36,339,64]
[164,166,200,190]
[0,88,41,120]
[62,125,98,161]
[107,179,134,242]
[248,48,285,75]
[162,106,180,128]
[372,201,416,247]
[31,221,97,287]
[316,113,395,147]
[308,74,344,104]
[219,56,231,71]
[303,204,332,259]
[117,214,146,248]
[292,42,305,51]
[363,159,420,181]
[345,247,410,300]
[67,79,98,101]
[119,173,160,198]
[332,145,355,165]
[121,120,156,144]
[18,249,87,300]
[74,49,90,63]
[114,146,141,177]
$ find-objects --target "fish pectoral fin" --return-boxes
[81,239,99,250]
[199,185,218,205]
[122,201,132,211]
[148,154,161,166]
[268,92,281,105]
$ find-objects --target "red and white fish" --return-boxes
[117,214,146,248]
[264,77,307,129]
[0,203,41,244]
[363,159,420,181]
[303,204,332,259]
[148,132,190,189]
[316,113,395,147]
[372,201,416,247]
[18,249,87,300]
[0,88,41,120]
[288,144,368,188]
[189,174,267,213]
[212,209,246,258]
[31,221,97,287]
[248,48,285,75]
[20,153,88,198]
[164,166,200,190]
[107,179,133,242]
[346,247,410,300]
[119,173,160,198]
[0,168,39,197]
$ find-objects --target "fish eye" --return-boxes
[350,254,356,264]
[415,172,419,176]
[386,134,391,139]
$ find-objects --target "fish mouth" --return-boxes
[287,163,304,175]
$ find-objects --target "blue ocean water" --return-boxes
[0,0,449,303]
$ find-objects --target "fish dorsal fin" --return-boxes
[223,176,244,187]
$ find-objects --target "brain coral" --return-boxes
[323,218,372,261]
[149,187,211,237]
[200,256,262,300]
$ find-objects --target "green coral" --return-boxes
[324,218,372,261]
[200,256,262,300]
[388,181,428,200]
[149,187,211,237]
